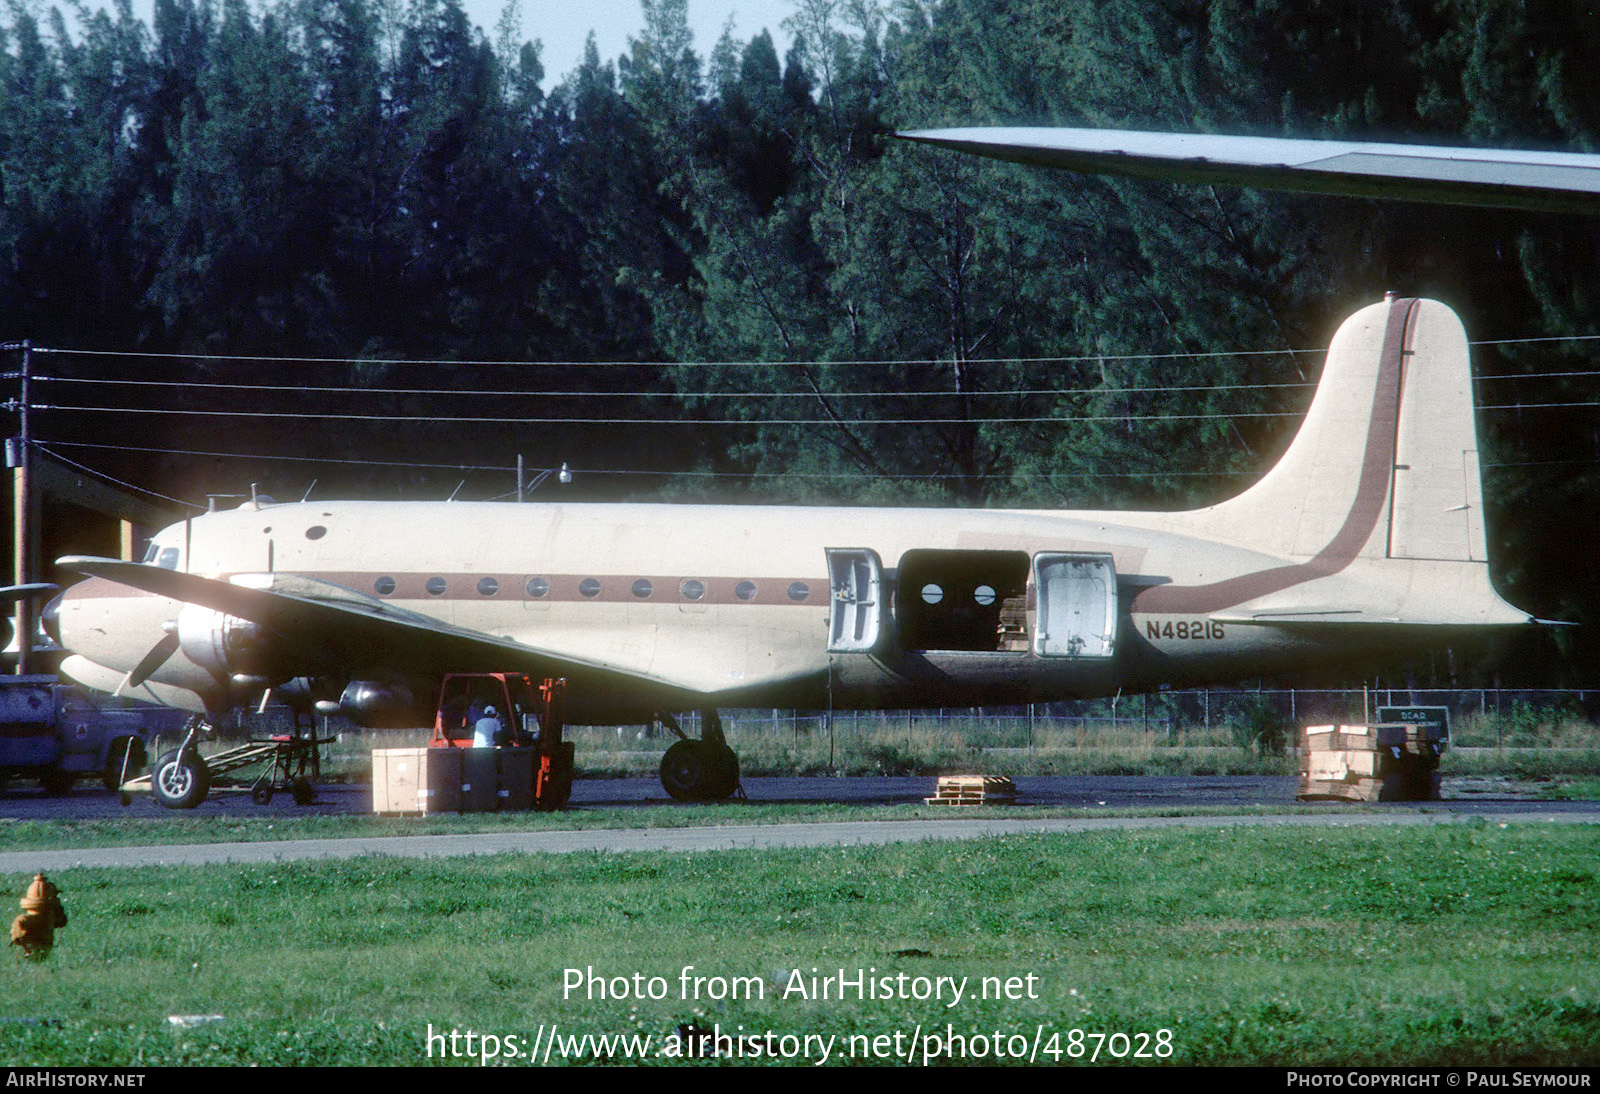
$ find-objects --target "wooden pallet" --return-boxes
[1298,776,1383,803]
[925,775,1018,806]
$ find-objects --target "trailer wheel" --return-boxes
[152,749,210,809]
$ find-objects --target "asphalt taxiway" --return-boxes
[0,775,1595,874]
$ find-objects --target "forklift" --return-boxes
[428,673,573,811]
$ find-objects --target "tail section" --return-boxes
[1141,295,1528,626]
[1214,295,1485,566]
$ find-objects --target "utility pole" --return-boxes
[10,341,33,675]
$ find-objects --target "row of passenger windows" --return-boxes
[373,576,813,602]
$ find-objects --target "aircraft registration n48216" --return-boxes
[55,295,1532,799]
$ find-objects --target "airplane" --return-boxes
[49,125,1587,806]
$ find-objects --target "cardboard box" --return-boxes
[372,747,461,814]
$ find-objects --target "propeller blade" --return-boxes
[127,631,181,688]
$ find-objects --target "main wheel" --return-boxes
[152,749,210,809]
[291,776,316,806]
[659,741,739,801]
[660,740,708,801]
[705,744,740,800]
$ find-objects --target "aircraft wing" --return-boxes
[57,557,814,704]
[0,583,59,602]
[896,127,1600,213]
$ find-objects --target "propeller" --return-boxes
[125,625,180,689]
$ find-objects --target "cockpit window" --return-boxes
[156,547,180,570]
[141,543,159,564]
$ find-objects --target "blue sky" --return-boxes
[488,0,798,81]
[71,0,800,84]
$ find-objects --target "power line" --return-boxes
[19,331,1600,370]
[28,345,1316,368]
[31,374,1320,399]
[29,370,1600,404]
[31,403,1311,425]
[28,399,1600,425]
[44,440,1265,481]
[32,444,206,510]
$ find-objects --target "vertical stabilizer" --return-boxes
[1209,296,1486,566]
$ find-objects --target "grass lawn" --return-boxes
[1,823,1595,1066]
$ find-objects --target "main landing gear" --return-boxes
[657,710,741,802]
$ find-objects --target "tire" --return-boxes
[152,749,210,809]
[705,744,740,800]
[659,741,739,802]
[39,767,74,797]
[102,738,147,792]
[291,776,315,806]
[250,781,274,805]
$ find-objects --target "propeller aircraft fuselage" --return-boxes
[55,297,1532,800]
[56,118,1594,802]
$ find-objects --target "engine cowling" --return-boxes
[329,680,428,728]
[176,604,277,682]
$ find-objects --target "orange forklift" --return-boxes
[428,673,573,811]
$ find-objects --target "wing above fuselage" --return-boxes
[896,127,1600,214]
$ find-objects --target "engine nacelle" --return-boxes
[176,604,276,681]
[328,680,428,728]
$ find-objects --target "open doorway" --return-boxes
[896,549,1030,652]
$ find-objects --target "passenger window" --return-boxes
[681,579,705,601]
[632,579,653,599]
[735,581,757,602]
[157,548,179,570]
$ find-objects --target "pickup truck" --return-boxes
[0,675,174,794]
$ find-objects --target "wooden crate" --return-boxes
[372,747,461,815]
[925,775,1018,806]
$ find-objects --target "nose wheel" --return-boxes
[152,745,211,809]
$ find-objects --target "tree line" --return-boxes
[3,0,1599,682]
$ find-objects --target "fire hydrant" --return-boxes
[10,873,67,959]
